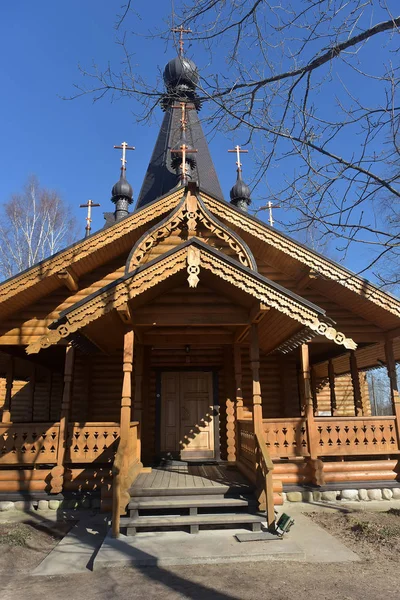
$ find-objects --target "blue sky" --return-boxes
[0,1,397,282]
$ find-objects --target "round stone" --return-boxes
[367,489,382,501]
[38,500,49,511]
[321,491,339,502]
[302,491,313,503]
[0,501,14,511]
[391,488,400,500]
[358,489,369,501]
[49,500,60,510]
[286,491,302,502]
[382,488,393,500]
[313,491,322,502]
[341,489,359,501]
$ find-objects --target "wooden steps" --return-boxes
[121,512,264,535]
[120,464,265,536]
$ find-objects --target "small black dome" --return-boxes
[111,171,133,204]
[230,171,251,207]
[163,56,199,90]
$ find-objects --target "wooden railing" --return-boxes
[238,415,400,464]
[0,423,60,465]
[66,423,120,463]
[112,421,142,538]
[254,431,275,528]
[314,416,399,456]
[263,418,310,458]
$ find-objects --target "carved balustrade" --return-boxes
[66,423,120,464]
[314,416,399,456]
[237,420,256,471]
[0,423,60,465]
[263,418,310,458]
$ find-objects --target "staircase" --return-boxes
[119,462,265,536]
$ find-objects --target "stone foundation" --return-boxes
[283,487,400,503]
[0,497,101,512]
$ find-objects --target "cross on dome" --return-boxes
[171,25,192,57]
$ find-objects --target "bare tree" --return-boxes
[0,177,78,280]
[74,1,400,285]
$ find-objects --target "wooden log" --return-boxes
[133,343,143,461]
[0,469,51,481]
[324,471,398,482]
[322,460,398,472]
[301,345,324,485]
[250,324,263,434]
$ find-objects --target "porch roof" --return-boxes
[26,238,356,355]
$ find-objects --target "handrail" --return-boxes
[112,422,142,538]
[254,430,275,529]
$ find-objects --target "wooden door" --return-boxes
[160,372,214,459]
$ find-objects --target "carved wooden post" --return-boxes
[224,346,236,462]
[301,344,324,485]
[328,359,337,416]
[112,329,134,538]
[250,324,263,435]
[1,357,14,423]
[234,344,244,420]
[350,350,363,416]
[384,338,400,444]
[310,365,318,416]
[133,343,143,462]
[50,344,75,493]
[29,364,36,422]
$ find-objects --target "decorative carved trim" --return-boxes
[187,247,201,288]
[0,190,183,305]
[126,191,256,272]
[202,193,400,319]
[27,242,357,355]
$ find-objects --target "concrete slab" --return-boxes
[32,515,108,576]
[93,527,304,569]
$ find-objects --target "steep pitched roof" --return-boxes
[136,104,224,209]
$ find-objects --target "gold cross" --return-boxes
[113,141,135,169]
[228,145,249,171]
[172,103,197,183]
[172,25,192,56]
[80,199,100,237]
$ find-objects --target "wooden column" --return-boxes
[310,365,318,416]
[234,344,244,420]
[112,329,134,538]
[384,337,400,442]
[301,344,324,485]
[120,330,134,444]
[328,359,337,416]
[224,346,236,462]
[50,344,75,494]
[133,343,143,461]
[350,350,363,416]
[29,364,36,422]
[250,324,263,434]
[1,357,14,423]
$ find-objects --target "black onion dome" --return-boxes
[111,171,133,204]
[230,171,251,205]
[163,56,199,91]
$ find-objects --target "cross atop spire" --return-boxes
[114,141,135,172]
[171,102,198,184]
[172,25,192,57]
[228,145,248,172]
[80,199,100,238]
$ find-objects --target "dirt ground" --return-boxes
[1,510,400,600]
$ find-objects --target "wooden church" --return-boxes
[1,44,400,536]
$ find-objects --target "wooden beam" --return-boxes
[235,303,270,343]
[386,326,400,341]
[328,359,337,416]
[116,302,133,325]
[133,344,143,461]
[350,350,363,416]
[57,268,79,292]
[295,268,318,292]
[278,354,291,417]
[29,363,36,422]
[132,307,249,327]
[301,344,324,485]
